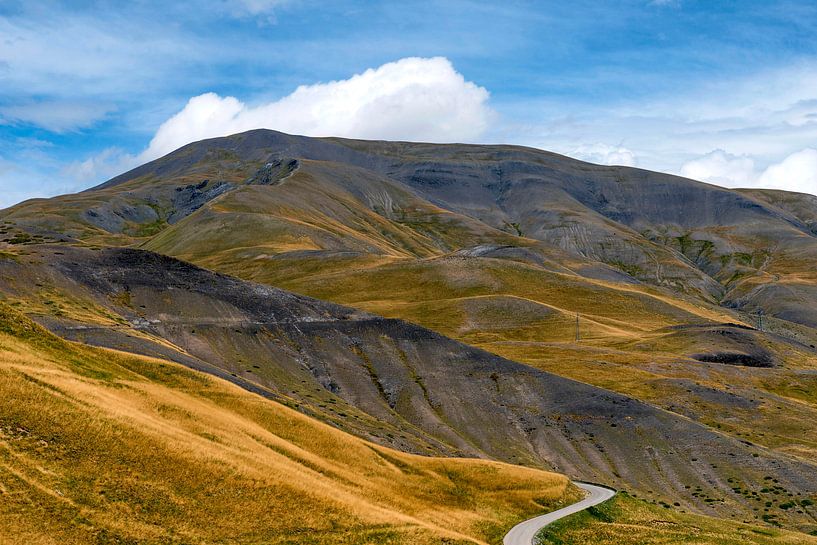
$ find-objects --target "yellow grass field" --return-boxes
[0,302,577,545]
[537,493,817,545]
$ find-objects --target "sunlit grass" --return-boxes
[236,255,817,473]
[0,302,575,545]
[537,493,817,545]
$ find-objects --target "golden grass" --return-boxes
[227,255,817,467]
[0,303,576,545]
[143,167,505,264]
[269,255,727,341]
[537,493,817,545]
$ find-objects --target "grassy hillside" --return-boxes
[4,271,815,545]
[537,493,817,545]
[4,130,817,539]
[0,301,578,545]
[2,245,816,535]
[211,250,817,468]
[8,130,817,330]
[144,160,521,265]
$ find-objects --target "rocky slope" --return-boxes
[6,129,817,324]
[3,130,817,533]
[0,300,577,545]
[1,245,816,530]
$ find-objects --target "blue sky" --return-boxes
[3,0,817,208]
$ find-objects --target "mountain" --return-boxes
[0,301,576,545]
[2,129,817,538]
[7,129,817,326]
[6,244,817,521]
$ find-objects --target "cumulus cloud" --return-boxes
[516,61,817,196]
[141,57,492,161]
[758,148,817,194]
[568,143,637,166]
[679,148,817,195]
[680,150,756,186]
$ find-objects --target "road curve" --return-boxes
[503,482,615,545]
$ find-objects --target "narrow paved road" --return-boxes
[503,482,615,545]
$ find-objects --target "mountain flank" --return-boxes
[3,130,817,534]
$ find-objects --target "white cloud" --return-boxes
[568,143,637,166]
[758,148,817,194]
[0,158,82,209]
[679,148,817,195]
[510,62,817,196]
[0,10,196,98]
[141,57,492,161]
[61,148,138,184]
[0,101,112,132]
[680,150,756,186]
[1,144,140,209]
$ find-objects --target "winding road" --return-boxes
[503,482,616,545]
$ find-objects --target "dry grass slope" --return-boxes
[5,131,817,540]
[537,493,817,545]
[263,255,817,470]
[0,303,576,545]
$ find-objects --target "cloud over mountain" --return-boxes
[141,57,492,161]
[680,150,756,187]
[568,143,637,166]
[758,148,817,194]
[680,148,817,194]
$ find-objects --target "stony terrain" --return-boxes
[0,301,577,545]
[1,245,816,533]
[2,130,817,538]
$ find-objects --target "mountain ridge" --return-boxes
[3,129,817,534]
[4,243,817,527]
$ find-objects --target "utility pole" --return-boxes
[756,310,764,332]
[575,312,580,342]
